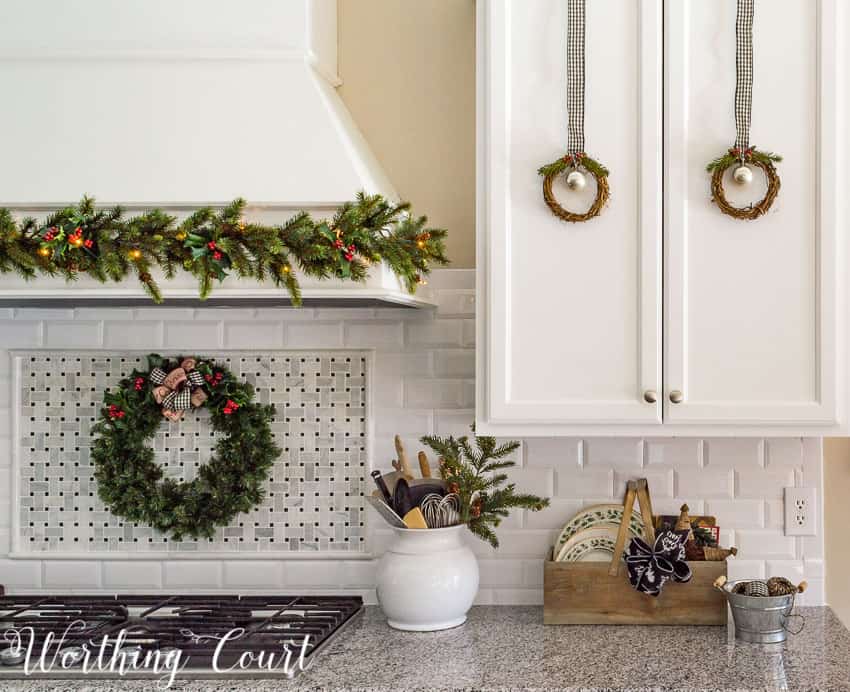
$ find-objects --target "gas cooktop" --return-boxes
[0,594,363,681]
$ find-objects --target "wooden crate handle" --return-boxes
[636,479,656,545]
[608,481,638,577]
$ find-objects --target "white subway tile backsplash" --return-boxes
[344,321,402,348]
[583,439,642,468]
[433,349,475,377]
[677,468,733,499]
[223,561,283,588]
[704,438,763,468]
[163,561,223,588]
[0,271,825,604]
[556,468,614,499]
[44,561,102,588]
[736,530,796,560]
[736,468,795,500]
[0,559,42,588]
[286,322,343,348]
[644,438,702,466]
[765,438,804,467]
[223,321,283,349]
[704,499,764,529]
[163,321,222,348]
[405,319,463,348]
[4,322,43,347]
[103,321,164,349]
[45,321,102,347]
[103,561,163,589]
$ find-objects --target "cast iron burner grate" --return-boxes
[0,594,363,680]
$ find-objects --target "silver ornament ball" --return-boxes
[733,165,753,186]
[566,170,587,191]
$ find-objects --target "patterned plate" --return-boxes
[555,524,621,562]
[553,504,644,555]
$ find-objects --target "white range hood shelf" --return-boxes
[0,265,436,308]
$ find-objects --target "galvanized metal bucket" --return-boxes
[715,578,801,643]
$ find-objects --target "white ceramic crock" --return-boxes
[376,524,479,631]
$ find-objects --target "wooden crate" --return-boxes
[544,560,728,625]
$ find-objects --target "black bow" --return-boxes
[625,530,692,597]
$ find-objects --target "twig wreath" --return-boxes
[0,193,448,304]
[707,0,782,220]
[539,0,610,223]
[91,354,280,540]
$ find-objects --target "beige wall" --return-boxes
[825,439,850,626]
[338,0,476,268]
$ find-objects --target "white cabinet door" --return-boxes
[664,0,840,427]
[476,0,663,434]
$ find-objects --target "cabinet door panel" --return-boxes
[477,0,662,431]
[664,0,838,425]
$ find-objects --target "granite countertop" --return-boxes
[3,605,850,692]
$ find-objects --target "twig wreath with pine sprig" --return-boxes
[708,0,782,220]
[539,153,610,223]
[91,354,280,540]
[0,193,448,304]
[539,0,610,223]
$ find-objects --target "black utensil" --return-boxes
[371,470,393,506]
[392,478,415,518]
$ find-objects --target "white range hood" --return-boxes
[0,0,435,307]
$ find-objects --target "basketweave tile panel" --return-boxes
[12,350,369,555]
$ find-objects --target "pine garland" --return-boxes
[706,146,782,173]
[0,194,449,305]
[421,428,549,548]
[91,353,280,540]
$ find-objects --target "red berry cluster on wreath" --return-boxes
[133,377,144,391]
[343,244,356,262]
[730,146,755,160]
[204,371,224,387]
[562,152,585,164]
[108,404,125,419]
[222,399,240,415]
[207,240,223,261]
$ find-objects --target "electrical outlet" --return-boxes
[784,487,817,537]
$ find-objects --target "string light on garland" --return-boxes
[0,194,448,304]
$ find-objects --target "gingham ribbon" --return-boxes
[734,0,754,152]
[566,0,586,154]
[149,367,168,385]
[149,366,205,411]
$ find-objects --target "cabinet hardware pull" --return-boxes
[643,390,657,404]
[669,390,684,404]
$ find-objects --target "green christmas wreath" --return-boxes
[90,353,280,540]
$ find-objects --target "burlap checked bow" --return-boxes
[149,358,207,421]
[625,530,692,597]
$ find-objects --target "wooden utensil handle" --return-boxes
[394,435,415,480]
[418,451,432,478]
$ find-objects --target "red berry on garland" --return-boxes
[204,373,213,382]
[133,377,144,391]
[108,404,125,419]
[215,372,223,380]
[213,251,223,261]
[348,244,356,252]
[344,252,354,261]
[84,238,93,248]
[223,406,232,414]
[333,239,344,249]
[207,241,216,250]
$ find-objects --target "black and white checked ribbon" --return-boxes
[734,0,754,152]
[566,0,586,154]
